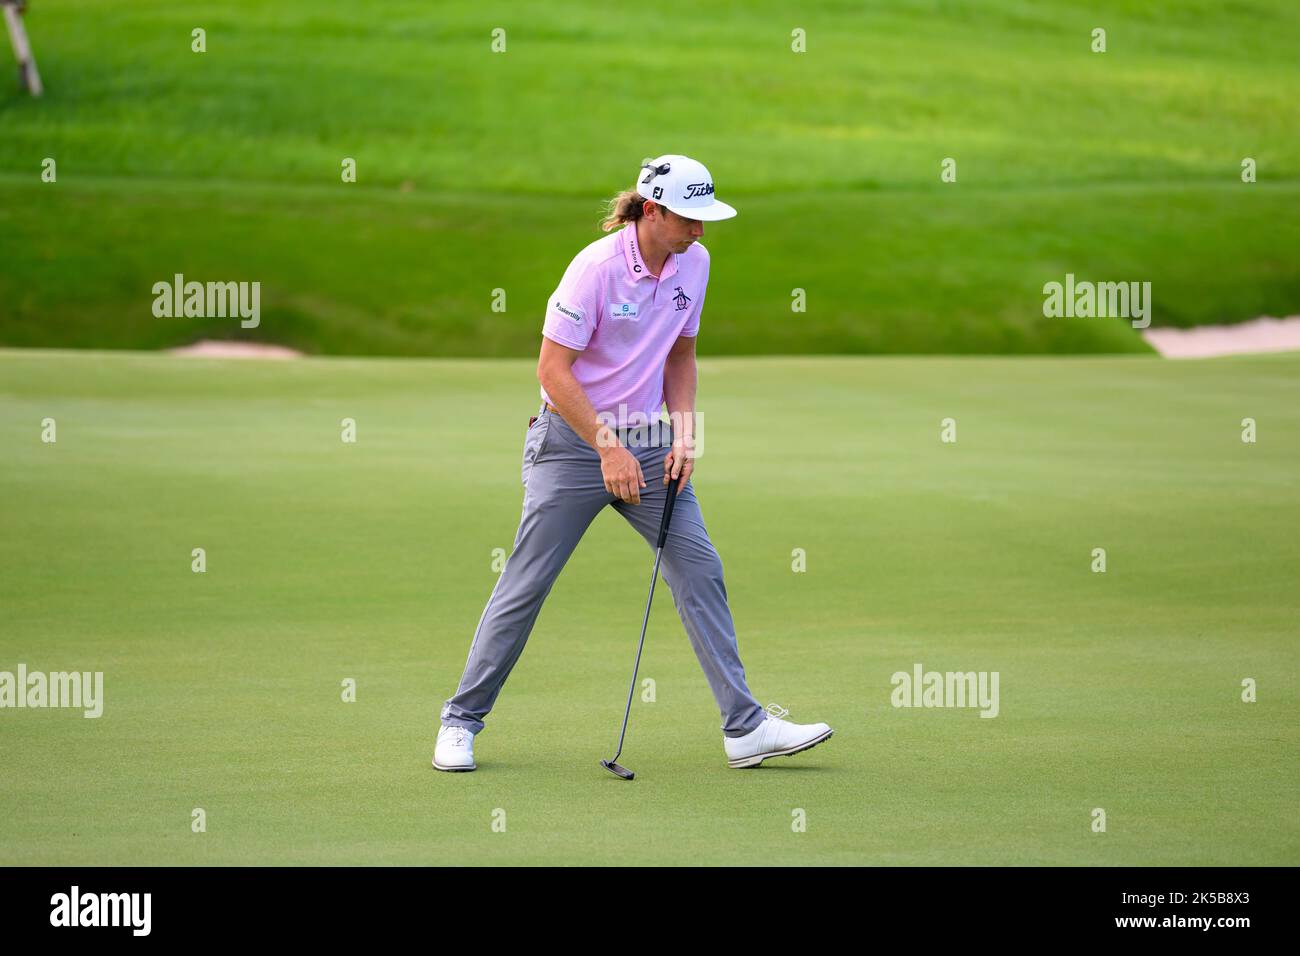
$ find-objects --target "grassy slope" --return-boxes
[1,350,1296,865]
[1,0,1297,355]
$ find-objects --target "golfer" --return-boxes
[435,155,832,772]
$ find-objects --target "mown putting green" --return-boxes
[1,349,1295,864]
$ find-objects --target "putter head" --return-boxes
[601,759,635,781]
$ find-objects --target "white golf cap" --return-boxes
[635,154,737,221]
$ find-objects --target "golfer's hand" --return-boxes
[663,438,694,493]
[601,446,646,504]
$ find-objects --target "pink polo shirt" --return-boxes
[540,223,708,424]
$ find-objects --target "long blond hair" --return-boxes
[600,189,656,232]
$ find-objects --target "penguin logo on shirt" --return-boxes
[672,287,691,311]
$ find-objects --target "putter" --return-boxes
[601,474,680,780]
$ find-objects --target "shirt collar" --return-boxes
[622,224,677,281]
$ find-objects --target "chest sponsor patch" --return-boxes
[610,303,639,321]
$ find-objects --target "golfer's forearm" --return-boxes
[663,354,697,443]
[539,365,621,453]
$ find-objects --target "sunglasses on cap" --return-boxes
[640,162,671,184]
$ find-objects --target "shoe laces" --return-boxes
[764,703,789,720]
[446,727,470,747]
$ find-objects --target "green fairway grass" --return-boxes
[2,0,1298,355]
[1,349,1296,865]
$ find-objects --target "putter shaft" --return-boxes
[603,478,680,775]
[608,544,665,765]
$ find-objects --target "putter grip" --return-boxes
[656,475,679,549]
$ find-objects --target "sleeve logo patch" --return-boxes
[553,300,584,325]
[610,303,639,321]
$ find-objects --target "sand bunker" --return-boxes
[1143,316,1300,358]
[168,339,303,360]
[164,320,1300,362]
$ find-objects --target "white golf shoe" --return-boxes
[433,724,477,772]
[724,706,833,769]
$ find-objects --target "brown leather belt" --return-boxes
[543,403,649,432]
[526,403,559,430]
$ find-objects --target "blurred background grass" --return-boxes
[1,0,1297,355]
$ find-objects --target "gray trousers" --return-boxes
[441,402,765,738]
